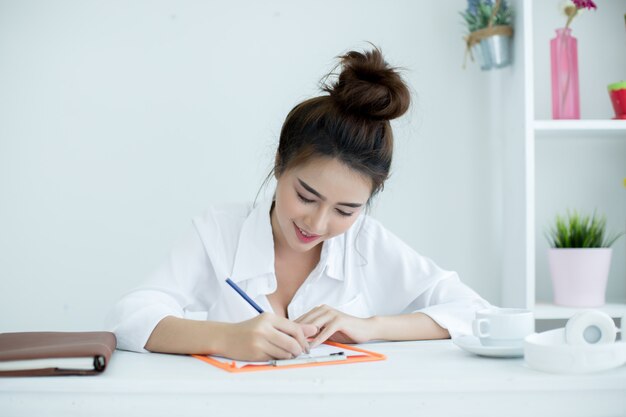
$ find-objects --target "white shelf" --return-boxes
[500,1,626,314]
[534,120,626,137]
[534,302,626,320]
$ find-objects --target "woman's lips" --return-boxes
[293,222,320,244]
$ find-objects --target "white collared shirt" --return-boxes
[106,198,490,352]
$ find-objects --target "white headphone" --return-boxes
[524,310,626,374]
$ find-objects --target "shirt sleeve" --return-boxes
[104,225,219,353]
[408,269,492,338]
[358,217,492,339]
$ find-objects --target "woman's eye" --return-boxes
[296,191,353,216]
[297,193,314,204]
[336,209,353,217]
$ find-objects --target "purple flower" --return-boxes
[466,0,480,16]
[466,0,494,16]
[572,0,597,10]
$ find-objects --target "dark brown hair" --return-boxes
[272,46,411,202]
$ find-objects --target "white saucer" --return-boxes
[453,335,523,358]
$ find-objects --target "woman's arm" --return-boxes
[296,306,449,348]
[144,314,318,361]
[368,312,450,341]
[144,316,229,355]
[350,217,490,340]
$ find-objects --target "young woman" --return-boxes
[107,46,490,361]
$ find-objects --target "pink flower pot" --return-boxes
[548,248,612,307]
[550,28,580,119]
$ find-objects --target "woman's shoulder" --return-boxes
[350,213,420,259]
[192,201,254,233]
[196,201,252,220]
[188,201,261,264]
[356,213,401,243]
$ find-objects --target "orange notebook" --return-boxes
[192,341,385,373]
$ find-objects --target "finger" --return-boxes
[303,311,338,337]
[273,318,311,354]
[299,323,318,338]
[269,325,307,357]
[295,306,328,325]
[262,339,296,360]
[310,320,340,349]
[254,313,305,356]
[293,309,316,324]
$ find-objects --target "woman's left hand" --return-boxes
[294,305,375,348]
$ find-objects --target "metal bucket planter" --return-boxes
[465,25,513,71]
[474,34,512,70]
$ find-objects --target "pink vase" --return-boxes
[548,248,612,307]
[550,28,580,119]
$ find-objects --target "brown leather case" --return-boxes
[0,331,117,376]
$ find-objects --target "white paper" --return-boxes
[0,357,96,371]
[207,344,357,369]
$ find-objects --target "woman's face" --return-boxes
[271,157,372,254]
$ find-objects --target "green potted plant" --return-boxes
[461,0,514,70]
[545,210,625,307]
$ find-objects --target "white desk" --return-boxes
[1,340,625,417]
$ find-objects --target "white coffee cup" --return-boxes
[472,307,535,347]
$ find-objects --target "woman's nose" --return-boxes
[305,208,328,234]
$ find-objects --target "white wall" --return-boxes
[1,0,516,332]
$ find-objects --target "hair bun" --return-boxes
[323,46,410,121]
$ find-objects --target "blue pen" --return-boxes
[225,278,265,314]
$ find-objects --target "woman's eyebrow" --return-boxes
[297,178,363,208]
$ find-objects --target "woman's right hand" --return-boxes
[219,313,318,362]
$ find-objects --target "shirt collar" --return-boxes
[321,233,344,282]
[229,197,275,284]
[324,213,367,283]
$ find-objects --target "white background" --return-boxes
[0,0,624,332]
